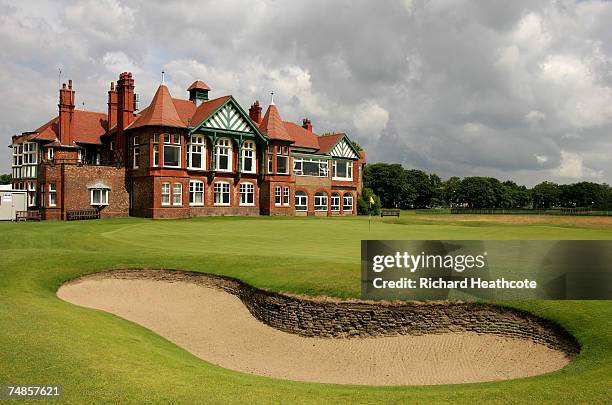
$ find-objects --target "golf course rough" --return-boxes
[58,269,578,386]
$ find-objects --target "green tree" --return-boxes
[363,163,408,208]
[457,177,497,208]
[0,173,11,185]
[531,181,560,208]
[357,187,382,215]
[443,176,461,207]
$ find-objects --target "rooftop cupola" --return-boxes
[187,80,210,107]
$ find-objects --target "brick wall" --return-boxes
[62,165,129,218]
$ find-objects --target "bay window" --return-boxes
[240,182,255,206]
[132,136,140,169]
[163,134,180,167]
[161,182,171,206]
[214,181,230,205]
[152,134,159,167]
[188,135,205,170]
[215,138,232,171]
[276,145,289,174]
[241,141,255,173]
[189,180,204,206]
[332,160,353,180]
[267,145,273,174]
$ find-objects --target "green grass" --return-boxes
[0,215,611,404]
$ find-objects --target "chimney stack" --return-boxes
[107,82,118,130]
[58,79,76,145]
[302,118,312,132]
[249,100,262,124]
[115,72,135,166]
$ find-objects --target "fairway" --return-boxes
[1,215,611,404]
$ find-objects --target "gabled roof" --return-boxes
[126,85,186,130]
[14,110,108,145]
[260,105,293,142]
[187,80,210,91]
[316,133,344,154]
[190,96,231,128]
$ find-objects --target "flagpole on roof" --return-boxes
[161,70,165,85]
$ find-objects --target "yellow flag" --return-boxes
[369,196,375,205]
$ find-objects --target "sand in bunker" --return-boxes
[58,278,570,386]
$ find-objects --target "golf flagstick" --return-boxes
[368,196,374,232]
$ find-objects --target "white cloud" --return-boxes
[512,13,551,52]
[352,102,389,139]
[535,154,548,164]
[102,51,141,74]
[555,150,603,180]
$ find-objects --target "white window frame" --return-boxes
[240,182,255,206]
[276,145,289,174]
[152,134,159,167]
[215,138,232,172]
[314,192,328,211]
[275,186,282,206]
[293,157,329,177]
[331,193,340,211]
[47,147,54,161]
[332,160,353,181]
[343,193,353,211]
[90,188,109,206]
[161,182,171,206]
[295,191,308,211]
[214,181,230,206]
[173,183,182,206]
[49,183,57,207]
[163,134,181,168]
[23,142,37,165]
[187,135,206,170]
[132,136,140,169]
[189,180,204,206]
[283,186,290,206]
[241,140,256,173]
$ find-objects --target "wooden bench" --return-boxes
[66,209,100,221]
[380,209,401,217]
[15,210,41,221]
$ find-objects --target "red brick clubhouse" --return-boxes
[9,72,365,219]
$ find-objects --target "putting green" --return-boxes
[0,215,611,404]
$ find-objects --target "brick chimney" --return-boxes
[302,118,312,132]
[58,80,75,145]
[107,82,118,130]
[115,72,135,166]
[249,100,262,124]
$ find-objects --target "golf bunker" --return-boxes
[58,270,579,386]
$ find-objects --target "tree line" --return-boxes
[360,163,612,211]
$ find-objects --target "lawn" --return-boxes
[0,215,611,404]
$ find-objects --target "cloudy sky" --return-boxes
[1,0,612,185]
